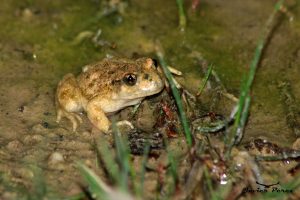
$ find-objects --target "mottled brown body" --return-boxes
[56,57,164,133]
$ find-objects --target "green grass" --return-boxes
[197,64,213,96]
[175,0,187,30]
[156,44,193,147]
[77,162,108,200]
[111,122,132,192]
[136,143,150,197]
[96,138,120,184]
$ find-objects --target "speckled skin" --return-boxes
[55,57,164,133]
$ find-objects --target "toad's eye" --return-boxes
[123,74,137,86]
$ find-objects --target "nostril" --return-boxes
[143,73,149,80]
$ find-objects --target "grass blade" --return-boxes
[77,162,137,200]
[112,122,131,191]
[156,43,193,147]
[136,143,150,197]
[175,0,187,30]
[111,120,138,194]
[97,139,120,185]
[197,64,213,96]
[77,162,108,200]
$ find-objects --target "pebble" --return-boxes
[48,152,64,165]
[22,134,43,145]
[6,140,24,152]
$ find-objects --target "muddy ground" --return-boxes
[0,0,300,199]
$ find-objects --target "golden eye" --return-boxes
[123,74,137,86]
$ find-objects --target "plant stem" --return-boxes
[176,0,187,30]
[156,45,193,147]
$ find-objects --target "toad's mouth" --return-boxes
[117,78,164,100]
[121,86,164,100]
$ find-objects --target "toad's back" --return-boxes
[77,58,144,100]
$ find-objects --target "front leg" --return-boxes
[86,100,111,133]
[86,99,135,134]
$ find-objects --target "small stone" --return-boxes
[6,140,24,152]
[48,152,64,165]
[22,134,43,145]
[2,192,17,200]
[22,8,34,21]
[84,159,93,168]
[15,168,34,179]
[81,131,92,140]
[18,105,25,112]
[31,123,48,133]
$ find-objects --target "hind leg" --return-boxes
[56,108,83,131]
[56,73,84,131]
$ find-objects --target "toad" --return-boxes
[55,57,164,133]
